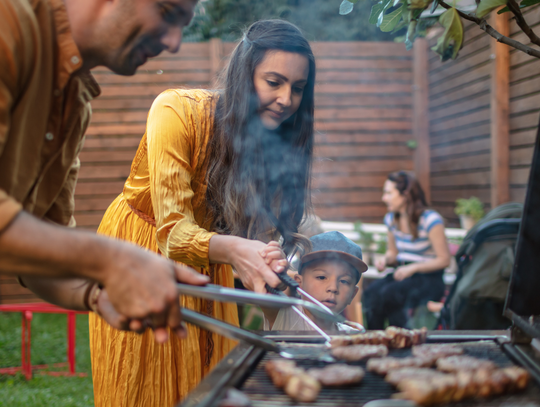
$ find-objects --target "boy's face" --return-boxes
[295,259,359,314]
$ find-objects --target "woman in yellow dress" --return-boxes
[90,20,317,406]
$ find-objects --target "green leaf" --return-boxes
[339,0,354,15]
[381,5,405,32]
[476,0,507,18]
[391,18,408,33]
[378,0,394,27]
[431,7,464,61]
[521,0,540,7]
[369,2,385,24]
[498,0,539,13]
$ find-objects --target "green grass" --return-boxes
[0,313,94,406]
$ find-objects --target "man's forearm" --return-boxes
[0,211,109,282]
[20,277,90,311]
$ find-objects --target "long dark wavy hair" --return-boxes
[205,20,316,254]
[387,171,429,239]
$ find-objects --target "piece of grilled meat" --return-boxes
[331,344,389,362]
[436,355,496,373]
[368,356,434,375]
[307,364,365,386]
[284,373,321,402]
[265,360,303,388]
[330,327,427,349]
[411,344,464,361]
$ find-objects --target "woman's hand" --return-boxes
[258,241,288,270]
[209,235,285,294]
[393,263,418,281]
[233,239,287,293]
[375,256,387,272]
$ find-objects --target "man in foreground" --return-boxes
[0,0,200,342]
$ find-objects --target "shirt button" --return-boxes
[45,132,54,141]
[71,56,80,65]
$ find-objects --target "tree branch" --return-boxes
[437,0,540,59]
[506,0,540,47]
[437,0,482,23]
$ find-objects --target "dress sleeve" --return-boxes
[146,90,216,269]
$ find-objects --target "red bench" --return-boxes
[0,303,88,379]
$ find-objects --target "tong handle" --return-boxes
[265,284,286,296]
[276,271,299,289]
[265,272,298,295]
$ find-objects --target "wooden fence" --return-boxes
[423,6,540,224]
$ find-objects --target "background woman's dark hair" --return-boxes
[387,171,429,239]
[205,19,316,254]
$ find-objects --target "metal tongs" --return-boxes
[177,283,346,326]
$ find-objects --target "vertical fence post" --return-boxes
[490,11,510,207]
[413,38,431,203]
[209,38,223,88]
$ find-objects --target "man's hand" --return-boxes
[99,242,208,343]
[94,288,190,339]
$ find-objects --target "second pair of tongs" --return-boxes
[177,283,345,326]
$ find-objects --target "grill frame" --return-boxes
[179,330,540,407]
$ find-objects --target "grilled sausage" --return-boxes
[307,364,365,386]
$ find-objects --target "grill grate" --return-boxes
[238,341,540,407]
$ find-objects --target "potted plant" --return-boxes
[354,221,374,265]
[454,197,484,230]
[372,237,388,268]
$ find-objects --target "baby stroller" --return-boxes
[438,202,522,330]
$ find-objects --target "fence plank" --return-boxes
[313,159,413,174]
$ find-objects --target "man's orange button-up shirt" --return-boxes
[0,0,100,232]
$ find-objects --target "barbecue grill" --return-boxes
[178,119,540,407]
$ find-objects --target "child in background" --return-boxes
[261,231,368,332]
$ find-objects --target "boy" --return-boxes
[262,231,368,332]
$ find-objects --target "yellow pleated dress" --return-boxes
[90,89,239,407]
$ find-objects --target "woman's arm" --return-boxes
[393,223,451,281]
[146,91,286,292]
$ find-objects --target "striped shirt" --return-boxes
[384,209,444,263]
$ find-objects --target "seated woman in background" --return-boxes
[362,171,451,329]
